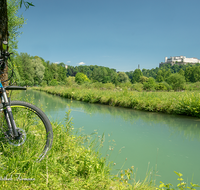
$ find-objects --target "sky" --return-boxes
[16,0,200,72]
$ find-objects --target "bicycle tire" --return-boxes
[0,101,53,162]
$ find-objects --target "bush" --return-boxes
[166,73,186,91]
[75,73,90,84]
[65,76,76,86]
[143,77,156,91]
[40,81,47,87]
[49,79,58,86]
[155,83,167,91]
[161,81,172,91]
[117,82,132,89]
[139,76,148,84]
[131,83,143,91]
[103,83,115,90]
[18,80,25,86]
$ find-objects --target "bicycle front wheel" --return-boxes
[0,101,53,162]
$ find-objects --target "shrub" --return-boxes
[65,76,76,86]
[117,82,132,89]
[166,73,186,91]
[143,77,156,91]
[161,81,172,91]
[75,73,90,84]
[131,83,143,91]
[155,83,167,91]
[139,76,148,84]
[103,83,115,90]
[40,81,47,87]
[49,79,58,86]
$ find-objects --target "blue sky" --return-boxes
[17,0,200,72]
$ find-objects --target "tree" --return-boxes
[143,77,156,91]
[156,70,164,82]
[131,69,143,83]
[184,67,193,82]
[75,72,90,84]
[117,72,129,83]
[31,56,45,85]
[0,0,9,86]
[0,0,33,87]
[7,0,26,53]
[178,69,185,77]
[166,73,186,91]
[139,76,148,84]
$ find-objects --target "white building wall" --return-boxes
[159,56,200,67]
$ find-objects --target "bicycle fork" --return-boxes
[0,87,19,138]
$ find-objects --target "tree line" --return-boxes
[9,52,200,91]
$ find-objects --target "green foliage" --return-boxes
[8,0,26,53]
[117,72,129,83]
[143,77,156,91]
[65,76,76,86]
[166,73,186,91]
[139,76,148,84]
[131,69,143,83]
[156,70,164,82]
[75,72,90,84]
[178,69,185,76]
[49,79,58,86]
[31,56,45,84]
[12,54,67,86]
[131,83,143,91]
[157,171,199,190]
[40,81,47,87]
[155,83,167,91]
[66,65,117,84]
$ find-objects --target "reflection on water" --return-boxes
[16,90,200,187]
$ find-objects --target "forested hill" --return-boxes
[12,52,200,86]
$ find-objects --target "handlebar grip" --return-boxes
[2,41,8,51]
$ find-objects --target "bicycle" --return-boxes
[0,41,53,162]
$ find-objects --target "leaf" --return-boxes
[27,2,35,7]
[177,178,183,181]
[174,171,183,177]
[20,0,23,8]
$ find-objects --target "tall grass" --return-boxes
[34,86,200,118]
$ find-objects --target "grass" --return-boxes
[33,85,200,118]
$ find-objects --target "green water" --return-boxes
[16,90,200,186]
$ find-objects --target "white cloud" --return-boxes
[78,62,85,65]
[67,61,71,63]
[54,62,60,64]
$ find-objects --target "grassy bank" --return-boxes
[0,111,157,190]
[34,86,200,118]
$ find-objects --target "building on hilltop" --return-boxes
[159,56,200,67]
